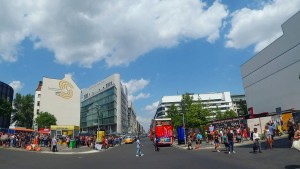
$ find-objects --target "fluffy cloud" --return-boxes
[225,0,300,52]
[144,101,159,114]
[9,81,24,93]
[137,115,153,131]
[0,0,228,67]
[128,93,150,102]
[122,78,150,102]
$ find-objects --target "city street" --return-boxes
[0,137,299,169]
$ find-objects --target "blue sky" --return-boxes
[0,0,299,130]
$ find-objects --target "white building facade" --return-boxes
[241,11,300,114]
[128,101,137,135]
[33,74,81,127]
[155,92,233,118]
[80,73,128,134]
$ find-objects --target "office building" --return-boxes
[80,73,128,134]
[155,92,233,118]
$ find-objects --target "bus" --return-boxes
[153,118,173,146]
[149,119,154,141]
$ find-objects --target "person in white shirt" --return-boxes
[252,128,262,153]
[52,136,57,152]
[136,137,144,157]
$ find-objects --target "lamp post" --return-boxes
[95,105,101,131]
[181,112,186,144]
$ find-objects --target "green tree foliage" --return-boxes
[11,93,34,128]
[224,109,237,119]
[167,104,181,129]
[238,99,248,116]
[35,112,57,129]
[180,94,213,128]
[0,98,13,117]
[215,109,223,120]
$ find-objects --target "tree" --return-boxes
[35,112,57,129]
[0,98,14,127]
[11,93,34,128]
[238,99,248,116]
[215,109,224,120]
[180,93,193,128]
[0,98,13,117]
[167,103,181,129]
[223,110,238,119]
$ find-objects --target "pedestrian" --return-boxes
[187,136,193,150]
[196,131,203,145]
[153,137,159,151]
[51,136,57,152]
[136,137,144,157]
[292,124,300,151]
[252,128,262,153]
[288,120,295,147]
[223,134,229,152]
[264,125,272,149]
[227,128,235,154]
[214,130,220,152]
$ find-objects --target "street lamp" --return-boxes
[181,112,187,144]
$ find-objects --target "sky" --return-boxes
[0,0,300,131]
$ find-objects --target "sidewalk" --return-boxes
[172,135,288,150]
[0,143,122,155]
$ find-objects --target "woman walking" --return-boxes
[264,124,272,149]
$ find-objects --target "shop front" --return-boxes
[50,125,80,138]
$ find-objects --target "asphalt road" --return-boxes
[0,138,299,169]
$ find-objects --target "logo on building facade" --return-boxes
[57,80,74,99]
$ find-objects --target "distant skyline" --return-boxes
[1,0,299,131]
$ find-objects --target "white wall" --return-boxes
[241,12,300,114]
[39,74,81,126]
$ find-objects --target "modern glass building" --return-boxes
[80,74,128,134]
[0,81,14,129]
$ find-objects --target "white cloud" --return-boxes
[123,78,150,102]
[9,81,24,93]
[144,101,159,114]
[137,115,153,131]
[225,0,300,52]
[128,93,150,102]
[0,0,228,67]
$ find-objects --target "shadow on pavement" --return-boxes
[285,165,300,169]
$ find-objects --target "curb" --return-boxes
[40,150,101,155]
[172,135,288,151]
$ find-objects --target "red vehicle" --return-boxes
[153,118,173,146]
[149,119,154,141]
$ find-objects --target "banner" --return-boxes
[97,131,105,143]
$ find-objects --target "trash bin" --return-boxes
[70,140,75,148]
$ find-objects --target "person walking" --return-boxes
[288,120,295,147]
[153,137,159,151]
[51,136,57,152]
[214,130,220,152]
[252,128,262,153]
[227,128,235,154]
[136,137,144,157]
[264,125,272,149]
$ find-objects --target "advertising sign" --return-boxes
[212,117,245,130]
[97,131,105,143]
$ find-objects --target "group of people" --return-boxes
[0,132,50,149]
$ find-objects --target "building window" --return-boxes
[37,101,40,106]
[38,94,41,98]
[37,109,40,114]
